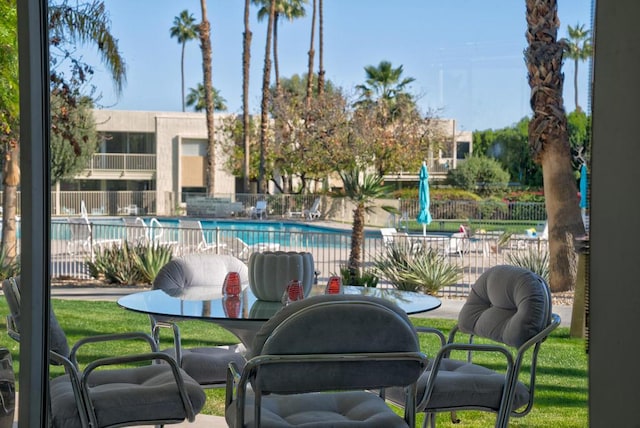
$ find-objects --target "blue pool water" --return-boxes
[53,217,379,248]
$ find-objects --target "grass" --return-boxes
[0,299,588,426]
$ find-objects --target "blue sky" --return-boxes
[80,0,593,131]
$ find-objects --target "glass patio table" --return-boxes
[117,284,441,352]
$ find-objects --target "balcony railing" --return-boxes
[86,154,156,172]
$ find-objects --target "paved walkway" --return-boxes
[10,286,572,427]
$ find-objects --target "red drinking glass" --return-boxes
[282,279,304,305]
[223,295,241,318]
[223,272,241,296]
[325,276,342,294]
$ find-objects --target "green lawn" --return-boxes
[0,299,588,427]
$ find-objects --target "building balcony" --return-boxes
[78,153,156,180]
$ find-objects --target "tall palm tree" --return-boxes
[564,23,592,112]
[305,0,316,107]
[253,0,307,94]
[185,83,227,112]
[198,0,216,196]
[258,0,277,193]
[525,0,585,292]
[242,0,252,193]
[170,10,199,112]
[339,169,389,281]
[356,60,415,106]
[316,0,325,95]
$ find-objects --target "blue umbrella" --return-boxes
[579,164,588,209]
[417,162,432,235]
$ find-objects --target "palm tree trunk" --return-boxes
[180,42,186,112]
[573,58,580,111]
[1,147,19,263]
[259,0,276,193]
[242,0,252,193]
[348,203,364,279]
[305,0,316,108]
[525,0,585,292]
[199,0,216,196]
[273,14,281,96]
[317,0,325,95]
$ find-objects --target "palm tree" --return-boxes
[253,0,307,94]
[198,0,216,196]
[356,60,415,106]
[242,0,252,193]
[525,0,586,292]
[305,0,316,107]
[339,169,389,281]
[564,23,593,112]
[258,0,277,193]
[170,10,199,112]
[185,83,227,112]
[316,0,325,95]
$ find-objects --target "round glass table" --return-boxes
[118,284,441,350]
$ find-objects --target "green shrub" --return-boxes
[373,243,461,294]
[446,156,510,195]
[86,241,174,285]
[335,265,379,288]
[133,242,174,283]
[507,248,550,283]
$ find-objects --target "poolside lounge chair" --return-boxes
[223,236,281,261]
[251,200,268,219]
[302,197,321,220]
[178,219,226,254]
[66,216,121,255]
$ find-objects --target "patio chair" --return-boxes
[123,216,148,245]
[251,200,268,219]
[151,254,248,387]
[225,294,428,427]
[385,265,561,428]
[302,197,321,220]
[2,276,206,427]
[178,219,226,254]
[66,216,121,255]
[223,236,281,261]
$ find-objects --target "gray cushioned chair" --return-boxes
[225,294,428,428]
[151,254,248,387]
[386,265,561,428]
[2,276,206,428]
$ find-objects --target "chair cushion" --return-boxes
[162,346,246,385]
[458,265,551,347]
[421,359,529,411]
[226,391,410,428]
[50,365,206,428]
[248,295,421,393]
[153,254,249,298]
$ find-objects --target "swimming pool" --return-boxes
[53,217,379,249]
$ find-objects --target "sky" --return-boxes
[78,0,593,132]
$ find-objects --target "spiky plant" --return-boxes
[373,243,462,294]
[133,242,174,284]
[507,248,550,283]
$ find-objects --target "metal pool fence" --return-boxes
[49,219,548,298]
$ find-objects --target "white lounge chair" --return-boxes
[178,220,226,254]
[66,217,121,255]
[251,200,268,219]
[303,197,321,220]
[225,236,280,261]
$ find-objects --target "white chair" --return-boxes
[66,216,121,255]
[302,197,321,220]
[178,219,226,254]
[251,200,268,219]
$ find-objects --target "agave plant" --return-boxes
[133,242,174,283]
[373,243,462,294]
[507,248,550,283]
